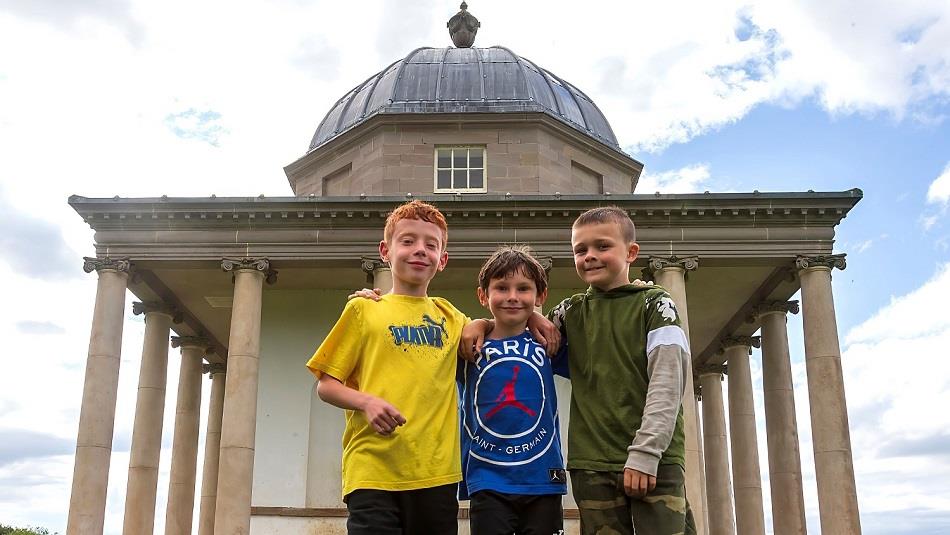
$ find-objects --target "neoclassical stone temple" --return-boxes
[66,5,862,534]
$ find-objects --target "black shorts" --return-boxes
[469,490,563,535]
[345,483,459,534]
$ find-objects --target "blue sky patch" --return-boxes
[164,108,226,146]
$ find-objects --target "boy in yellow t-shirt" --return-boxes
[306,200,468,534]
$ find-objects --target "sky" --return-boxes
[1,0,949,533]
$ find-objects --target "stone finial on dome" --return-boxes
[447,2,480,48]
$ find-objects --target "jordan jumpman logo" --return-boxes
[484,365,536,420]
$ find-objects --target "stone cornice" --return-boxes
[132,301,182,323]
[221,258,278,285]
[750,300,800,320]
[721,335,762,352]
[83,256,131,274]
[171,335,210,350]
[69,190,863,232]
[71,193,860,262]
[796,254,847,272]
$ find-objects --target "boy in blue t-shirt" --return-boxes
[459,246,568,535]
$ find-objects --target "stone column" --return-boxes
[122,302,176,535]
[723,336,766,535]
[165,336,209,535]
[361,257,393,294]
[754,301,807,535]
[67,257,131,534]
[647,256,708,535]
[215,258,275,535]
[197,364,226,535]
[796,255,861,534]
[698,366,736,535]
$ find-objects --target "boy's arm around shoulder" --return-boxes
[625,289,691,477]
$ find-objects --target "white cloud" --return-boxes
[842,263,950,521]
[927,162,950,205]
[637,163,712,193]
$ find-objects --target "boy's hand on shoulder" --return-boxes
[347,288,383,301]
[623,468,656,498]
[459,319,493,361]
[361,395,406,435]
[527,312,561,357]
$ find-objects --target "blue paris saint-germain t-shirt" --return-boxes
[458,331,569,498]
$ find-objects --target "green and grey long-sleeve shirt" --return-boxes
[548,282,689,476]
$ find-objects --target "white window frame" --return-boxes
[433,146,487,193]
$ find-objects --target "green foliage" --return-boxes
[0,525,55,535]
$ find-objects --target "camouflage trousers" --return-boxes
[571,465,696,535]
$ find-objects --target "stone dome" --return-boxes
[309,46,620,152]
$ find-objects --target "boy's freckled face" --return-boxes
[477,270,543,332]
[380,218,448,288]
[571,222,639,291]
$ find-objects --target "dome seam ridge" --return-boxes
[359,58,400,121]
[473,47,486,101]
[435,47,450,101]
[517,53,561,115]
[543,68,588,131]
[391,47,432,105]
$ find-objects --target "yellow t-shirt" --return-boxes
[306,294,468,497]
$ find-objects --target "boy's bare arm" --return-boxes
[526,311,561,356]
[316,374,406,435]
[459,318,493,360]
[625,343,689,487]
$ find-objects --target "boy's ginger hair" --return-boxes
[384,200,449,249]
[573,206,636,243]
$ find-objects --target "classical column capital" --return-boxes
[83,256,131,274]
[132,301,182,323]
[171,335,210,351]
[361,257,390,285]
[795,254,846,272]
[698,364,728,377]
[221,258,277,284]
[537,256,553,273]
[643,256,699,282]
[721,335,761,353]
[648,255,700,272]
[750,300,800,321]
[202,363,226,376]
[360,257,387,273]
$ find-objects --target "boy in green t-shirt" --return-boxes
[464,206,695,535]
[306,200,468,534]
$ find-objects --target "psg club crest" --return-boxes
[463,341,557,466]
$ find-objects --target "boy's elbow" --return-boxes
[315,375,332,402]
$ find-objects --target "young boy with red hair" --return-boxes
[306,200,467,534]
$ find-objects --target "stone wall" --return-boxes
[287,120,637,197]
